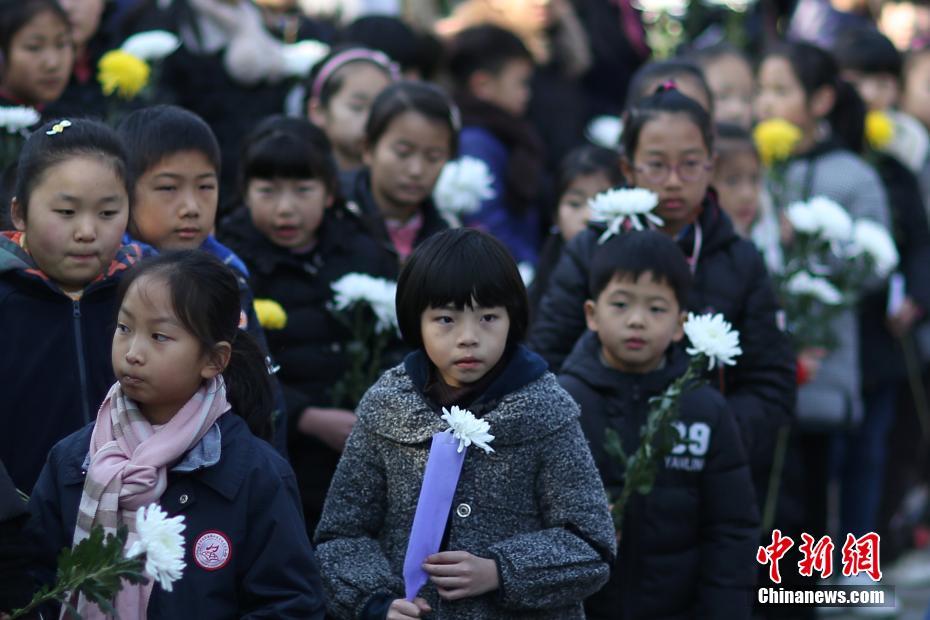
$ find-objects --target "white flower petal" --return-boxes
[441,406,495,454]
[785,271,844,305]
[683,313,743,369]
[807,196,853,242]
[130,504,186,591]
[585,115,623,149]
[282,40,331,77]
[588,188,661,244]
[120,30,180,61]
[849,219,899,277]
[433,157,496,217]
[0,106,40,133]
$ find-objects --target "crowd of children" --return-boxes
[2,0,930,618]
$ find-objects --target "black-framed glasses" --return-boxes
[634,159,712,184]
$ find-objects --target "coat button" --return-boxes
[455,503,471,518]
[179,494,189,505]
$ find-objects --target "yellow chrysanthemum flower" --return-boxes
[753,119,803,167]
[865,110,894,150]
[253,299,288,330]
[98,50,150,100]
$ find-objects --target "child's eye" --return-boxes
[152,333,170,343]
[435,315,453,325]
[199,184,217,192]
[481,313,498,322]
[115,323,129,334]
[155,186,177,193]
[651,306,667,314]
[54,209,75,216]
[611,302,627,309]
[100,210,120,218]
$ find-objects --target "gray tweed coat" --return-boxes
[314,362,615,619]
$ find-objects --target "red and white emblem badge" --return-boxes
[193,530,232,571]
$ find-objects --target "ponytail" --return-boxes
[828,79,866,153]
[222,331,274,441]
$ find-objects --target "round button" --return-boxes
[179,494,189,505]
[456,503,471,518]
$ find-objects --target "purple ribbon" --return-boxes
[403,431,467,600]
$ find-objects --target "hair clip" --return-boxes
[46,120,72,135]
[661,80,678,91]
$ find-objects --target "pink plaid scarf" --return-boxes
[70,377,230,619]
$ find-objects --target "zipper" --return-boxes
[73,301,91,425]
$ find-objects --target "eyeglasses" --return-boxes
[634,159,712,184]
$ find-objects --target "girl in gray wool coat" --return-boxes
[314,228,616,620]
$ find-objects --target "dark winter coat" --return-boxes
[340,168,448,273]
[0,232,142,493]
[0,460,34,613]
[529,197,797,474]
[218,207,396,531]
[559,332,759,620]
[26,413,326,619]
[859,153,930,391]
[314,346,615,619]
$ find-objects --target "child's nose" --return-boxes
[73,217,97,242]
[178,189,200,218]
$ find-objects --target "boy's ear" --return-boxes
[9,197,24,231]
[202,341,232,380]
[671,310,687,343]
[468,70,496,102]
[583,299,599,333]
[810,85,837,120]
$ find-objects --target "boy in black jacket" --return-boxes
[559,231,759,620]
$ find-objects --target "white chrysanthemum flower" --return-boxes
[0,106,40,134]
[808,196,853,242]
[588,188,662,243]
[282,40,331,77]
[518,262,535,287]
[441,405,495,453]
[585,115,623,149]
[785,271,844,305]
[126,504,186,592]
[331,273,398,333]
[784,201,818,235]
[683,312,743,370]
[849,219,899,277]
[120,30,180,61]
[432,156,496,218]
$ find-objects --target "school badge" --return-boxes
[193,530,232,571]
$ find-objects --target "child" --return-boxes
[116,105,288,451]
[27,251,326,618]
[530,85,795,496]
[694,44,754,128]
[315,228,615,619]
[625,59,714,113]
[833,28,930,548]
[219,115,393,534]
[756,41,891,537]
[306,46,399,171]
[0,0,73,114]
[0,118,141,493]
[447,24,545,266]
[530,144,622,317]
[341,80,457,269]
[559,230,759,619]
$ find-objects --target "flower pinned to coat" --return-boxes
[119,30,180,62]
[785,271,844,306]
[683,312,743,370]
[585,115,623,150]
[253,299,288,330]
[432,156,496,222]
[753,118,803,167]
[441,406,495,453]
[126,504,186,592]
[865,110,895,151]
[848,219,899,278]
[330,272,398,334]
[588,187,662,243]
[0,106,39,134]
[98,50,151,99]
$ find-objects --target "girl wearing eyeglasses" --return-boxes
[529,83,796,531]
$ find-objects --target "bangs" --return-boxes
[243,134,329,182]
[422,246,522,311]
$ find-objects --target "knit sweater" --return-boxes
[314,349,615,619]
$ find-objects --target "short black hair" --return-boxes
[0,0,69,57]
[239,115,338,195]
[341,15,440,78]
[447,24,533,89]
[396,228,529,349]
[589,230,692,307]
[834,28,902,78]
[15,118,130,218]
[366,80,460,153]
[116,105,221,189]
[556,145,624,200]
[623,82,714,157]
[715,122,758,163]
[626,60,714,115]
[693,42,749,70]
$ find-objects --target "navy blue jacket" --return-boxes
[26,413,326,619]
[559,333,759,620]
[0,233,142,493]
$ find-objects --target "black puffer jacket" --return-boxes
[530,196,796,474]
[859,153,930,391]
[559,332,759,620]
[340,168,448,272]
[219,207,395,532]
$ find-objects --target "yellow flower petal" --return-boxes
[752,118,803,167]
[865,110,894,150]
[253,299,288,330]
[97,50,150,100]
